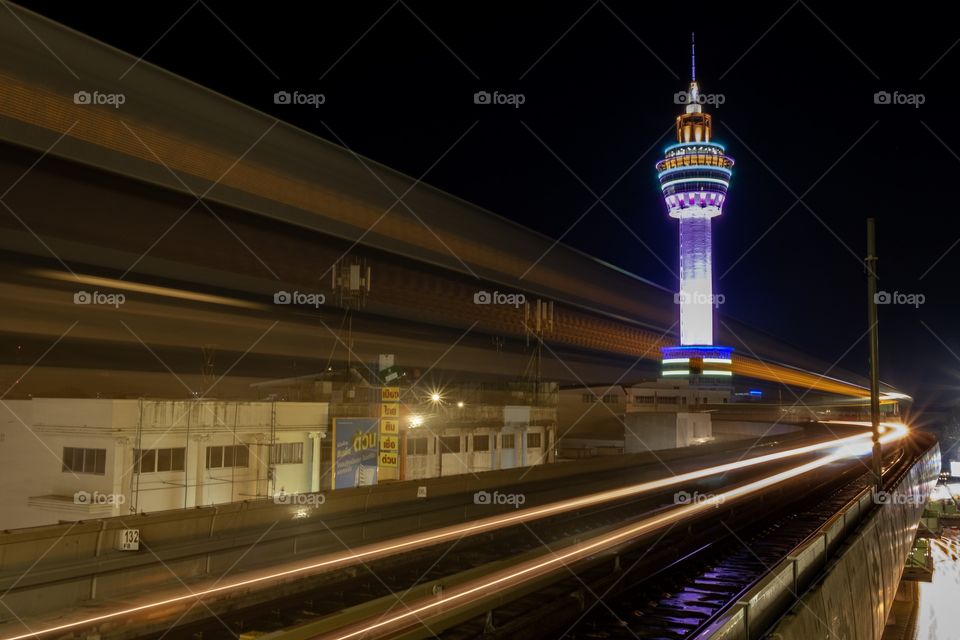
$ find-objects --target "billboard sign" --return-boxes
[381,403,400,418]
[381,386,401,402]
[332,417,379,490]
[379,451,399,468]
[380,418,399,435]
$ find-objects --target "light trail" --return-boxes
[21,265,894,400]
[0,423,907,640]
[30,269,267,310]
[323,422,909,639]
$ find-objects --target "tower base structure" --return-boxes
[661,345,733,381]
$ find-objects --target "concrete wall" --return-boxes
[624,412,682,451]
[767,442,940,640]
[702,437,941,640]
[623,411,713,452]
[557,386,626,440]
[0,401,48,528]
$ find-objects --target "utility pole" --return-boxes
[865,218,882,491]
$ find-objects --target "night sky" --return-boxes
[16,1,960,410]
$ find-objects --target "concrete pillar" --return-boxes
[308,431,322,492]
[112,437,130,516]
[190,434,210,508]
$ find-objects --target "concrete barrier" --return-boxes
[699,437,940,640]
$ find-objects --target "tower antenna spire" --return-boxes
[691,32,696,82]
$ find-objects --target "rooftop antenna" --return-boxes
[686,32,701,114]
[691,32,696,82]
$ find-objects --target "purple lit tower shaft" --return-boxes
[678,214,714,345]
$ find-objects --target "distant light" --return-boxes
[457,401,464,408]
[749,390,763,396]
[662,370,689,376]
[425,385,446,405]
[702,370,733,376]
[409,415,424,428]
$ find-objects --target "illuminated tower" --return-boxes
[658,36,734,379]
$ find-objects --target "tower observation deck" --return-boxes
[657,36,734,379]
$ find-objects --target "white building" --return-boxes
[557,379,731,453]
[623,379,730,451]
[0,396,556,530]
[0,399,327,529]
[403,405,554,479]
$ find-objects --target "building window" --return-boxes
[473,435,490,452]
[659,396,679,404]
[635,395,655,404]
[439,436,461,454]
[582,393,599,403]
[206,444,249,469]
[681,396,687,405]
[134,447,185,473]
[270,442,304,465]
[527,433,542,448]
[409,437,429,455]
[501,434,516,449]
[602,394,619,404]
[62,447,106,475]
